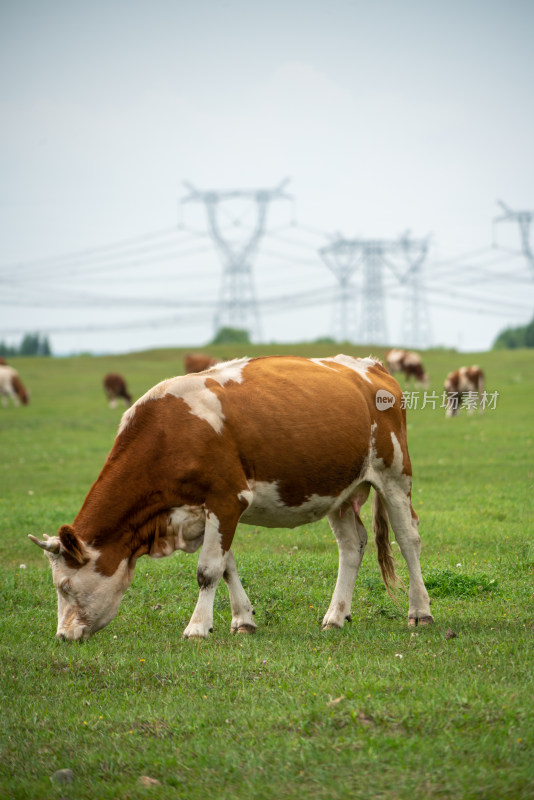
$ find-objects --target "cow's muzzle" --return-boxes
[56,624,90,642]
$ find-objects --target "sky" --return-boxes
[1,0,533,355]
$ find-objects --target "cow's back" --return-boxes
[211,355,408,502]
[115,354,409,526]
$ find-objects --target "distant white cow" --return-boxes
[0,365,30,406]
[444,366,485,417]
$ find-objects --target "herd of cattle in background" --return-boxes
[385,349,485,418]
[0,349,485,418]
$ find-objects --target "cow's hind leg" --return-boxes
[322,491,369,630]
[224,550,256,634]
[183,509,232,639]
[380,487,433,626]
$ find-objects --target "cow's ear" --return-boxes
[58,525,87,566]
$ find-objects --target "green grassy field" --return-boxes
[1,344,533,799]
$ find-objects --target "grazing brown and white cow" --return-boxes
[184,352,219,374]
[444,366,485,417]
[0,365,29,406]
[103,373,132,408]
[29,355,433,641]
[386,349,429,387]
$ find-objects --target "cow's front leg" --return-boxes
[224,549,256,634]
[183,510,228,639]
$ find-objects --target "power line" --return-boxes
[0,311,206,337]
[1,187,532,350]
[0,226,184,275]
[493,199,534,278]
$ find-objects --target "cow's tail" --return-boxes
[372,490,402,603]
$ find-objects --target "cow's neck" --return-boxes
[72,429,184,557]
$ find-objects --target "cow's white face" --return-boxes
[29,529,133,641]
[50,552,131,640]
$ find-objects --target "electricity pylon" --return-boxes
[493,199,534,277]
[399,234,431,348]
[318,237,361,342]
[319,235,429,345]
[182,179,291,340]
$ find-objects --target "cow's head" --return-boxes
[29,526,132,641]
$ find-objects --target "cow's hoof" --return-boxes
[408,615,434,627]
[235,624,257,634]
[182,625,212,639]
[321,620,343,630]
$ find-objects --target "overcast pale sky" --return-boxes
[1,0,533,355]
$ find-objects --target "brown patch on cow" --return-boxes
[211,357,379,506]
[367,365,411,474]
[96,511,172,577]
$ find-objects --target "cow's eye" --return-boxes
[59,580,71,595]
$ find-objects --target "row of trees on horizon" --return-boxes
[1,318,533,357]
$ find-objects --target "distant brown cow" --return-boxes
[444,366,485,417]
[184,353,219,374]
[103,373,132,408]
[386,349,429,387]
[0,356,7,366]
[0,365,29,406]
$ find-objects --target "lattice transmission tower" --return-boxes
[182,179,291,340]
[493,199,534,277]
[319,235,429,345]
[318,238,361,342]
[399,234,432,348]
